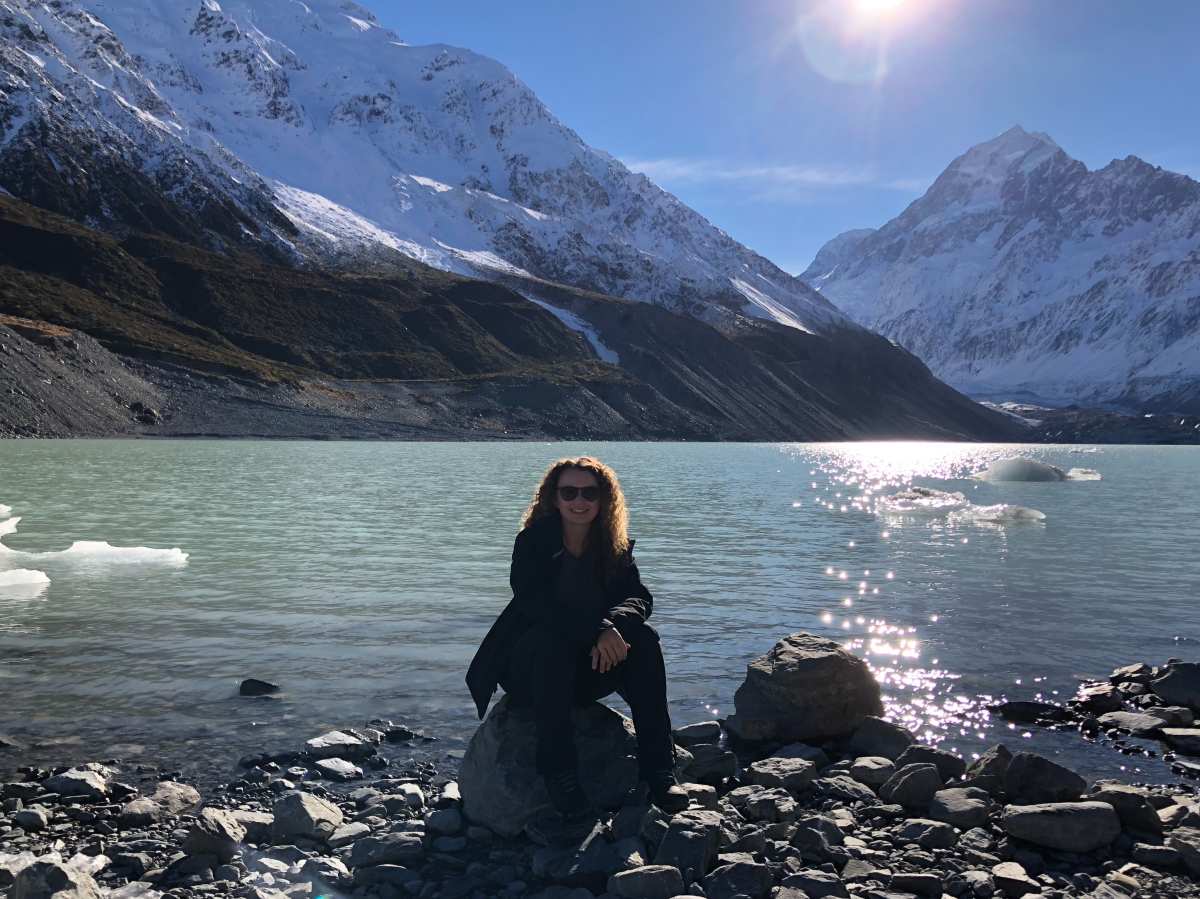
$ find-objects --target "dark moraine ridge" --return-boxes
[0,194,1019,441]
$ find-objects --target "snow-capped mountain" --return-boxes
[0,0,845,335]
[802,126,1200,411]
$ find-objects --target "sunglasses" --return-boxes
[557,485,603,502]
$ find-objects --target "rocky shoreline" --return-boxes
[2,637,1199,899]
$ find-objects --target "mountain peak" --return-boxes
[949,126,1062,179]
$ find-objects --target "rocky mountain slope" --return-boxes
[0,0,1018,440]
[0,0,843,334]
[802,127,1200,412]
[0,194,1016,440]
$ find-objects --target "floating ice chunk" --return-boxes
[948,504,1046,525]
[0,567,49,600]
[876,486,969,515]
[48,542,189,565]
[1066,468,1102,481]
[0,516,188,566]
[973,458,1067,482]
[0,504,11,518]
[1069,447,1100,454]
[0,568,49,587]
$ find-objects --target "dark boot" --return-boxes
[645,769,689,814]
[543,768,592,818]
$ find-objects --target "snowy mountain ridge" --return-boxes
[802,126,1200,411]
[0,0,845,335]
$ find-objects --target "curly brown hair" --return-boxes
[520,456,631,582]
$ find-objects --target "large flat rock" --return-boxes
[725,633,882,744]
[460,696,640,838]
[1002,801,1120,853]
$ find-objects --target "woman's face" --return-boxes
[554,467,603,528]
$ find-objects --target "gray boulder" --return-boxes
[1162,728,1200,755]
[895,744,967,782]
[849,756,894,788]
[1169,827,1200,876]
[14,807,48,832]
[117,799,162,828]
[779,868,850,898]
[305,730,374,761]
[1003,752,1086,804]
[725,633,882,743]
[349,832,425,868]
[773,742,831,767]
[271,791,344,842]
[182,808,246,863]
[1076,682,1125,714]
[879,763,942,808]
[149,781,201,814]
[928,787,991,829]
[43,768,108,801]
[1097,710,1168,736]
[673,722,721,746]
[1001,801,1121,853]
[460,696,640,837]
[230,809,275,844]
[1089,783,1162,836]
[746,757,816,791]
[701,860,773,898]
[966,744,1012,779]
[607,864,685,899]
[680,742,737,784]
[1152,662,1200,710]
[11,861,102,899]
[848,716,915,761]
[895,817,957,849]
[991,861,1039,896]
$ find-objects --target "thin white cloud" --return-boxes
[623,155,929,195]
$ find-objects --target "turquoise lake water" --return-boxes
[1,441,1197,786]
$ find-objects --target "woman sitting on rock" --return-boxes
[466,455,688,821]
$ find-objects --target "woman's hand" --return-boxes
[591,627,631,673]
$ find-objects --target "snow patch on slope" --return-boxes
[522,295,620,364]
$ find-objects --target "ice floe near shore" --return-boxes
[875,486,969,515]
[0,568,50,586]
[947,503,1047,526]
[973,457,1068,481]
[876,486,1045,527]
[973,457,1103,482]
[0,509,188,567]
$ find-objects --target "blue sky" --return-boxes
[377,0,1200,275]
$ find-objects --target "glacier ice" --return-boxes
[973,458,1068,482]
[1066,468,1102,481]
[0,568,50,587]
[947,504,1047,526]
[0,514,188,566]
[876,486,969,515]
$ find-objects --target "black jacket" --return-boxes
[465,510,654,719]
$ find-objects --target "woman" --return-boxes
[466,456,688,819]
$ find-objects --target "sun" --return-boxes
[854,0,907,15]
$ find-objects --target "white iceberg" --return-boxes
[973,458,1068,482]
[0,568,50,587]
[0,515,188,566]
[948,504,1047,525]
[1066,468,1102,481]
[876,486,969,515]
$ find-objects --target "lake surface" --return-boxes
[1,440,1197,787]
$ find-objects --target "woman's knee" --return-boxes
[616,618,658,642]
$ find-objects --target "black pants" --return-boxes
[498,618,676,779]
